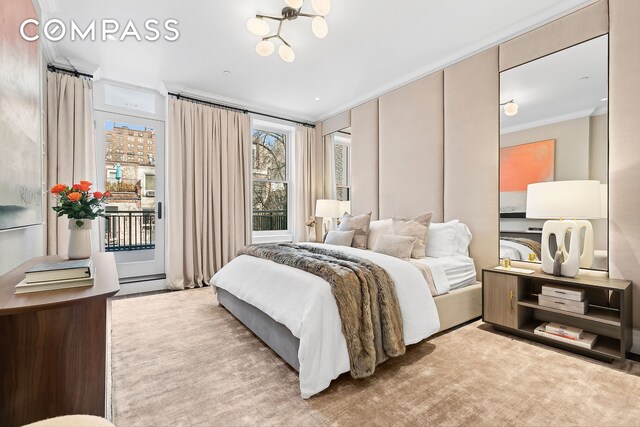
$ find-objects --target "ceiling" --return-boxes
[500,35,608,134]
[41,0,596,122]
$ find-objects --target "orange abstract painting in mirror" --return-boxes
[500,139,555,192]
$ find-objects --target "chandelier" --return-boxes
[246,0,331,63]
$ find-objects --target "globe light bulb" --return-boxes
[311,0,331,15]
[504,101,519,116]
[285,0,304,8]
[256,40,275,56]
[246,17,269,37]
[279,44,295,62]
[311,16,328,39]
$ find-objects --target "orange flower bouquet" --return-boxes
[50,181,111,227]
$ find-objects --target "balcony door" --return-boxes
[95,111,165,279]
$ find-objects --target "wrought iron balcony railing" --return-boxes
[253,209,287,231]
[105,210,155,252]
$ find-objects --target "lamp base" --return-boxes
[541,220,581,278]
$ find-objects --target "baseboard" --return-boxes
[115,278,167,296]
[632,328,640,356]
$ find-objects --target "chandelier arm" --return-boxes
[256,14,284,22]
[278,35,291,47]
[499,99,514,106]
[276,20,284,36]
[298,13,321,18]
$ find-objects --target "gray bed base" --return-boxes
[217,283,483,372]
[218,288,301,371]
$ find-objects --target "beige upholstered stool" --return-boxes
[24,415,115,427]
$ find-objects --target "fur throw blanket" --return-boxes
[238,243,405,378]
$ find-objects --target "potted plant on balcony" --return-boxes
[50,181,111,259]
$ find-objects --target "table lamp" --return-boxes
[526,180,601,277]
[315,199,340,234]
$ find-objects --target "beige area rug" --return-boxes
[111,288,640,426]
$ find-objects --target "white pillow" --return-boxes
[373,234,416,260]
[426,220,459,258]
[366,218,393,250]
[453,223,473,256]
[324,230,355,247]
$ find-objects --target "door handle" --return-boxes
[157,202,162,219]
[510,290,514,310]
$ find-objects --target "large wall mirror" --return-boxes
[499,35,608,271]
[325,127,352,203]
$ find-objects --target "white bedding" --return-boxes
[210,242,440,399]
[411,255,477,292]
[500,239,538,261]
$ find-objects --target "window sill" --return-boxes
[252,234,293,244]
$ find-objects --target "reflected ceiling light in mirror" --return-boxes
[501,99,519,116]
[247,0,330,62]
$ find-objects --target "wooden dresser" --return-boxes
[0,253,120,427]
[482,267,632,362]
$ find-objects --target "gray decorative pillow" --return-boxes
[393,212,433,258]
[373,234,417,260]
[338,212,372,249]
[324,230,355,247]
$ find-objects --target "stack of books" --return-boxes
[538,284,588,314]
[534,322,598,349]
[15,259,95,294]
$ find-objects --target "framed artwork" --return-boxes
[500,139,555,216]
[0,0,42,230]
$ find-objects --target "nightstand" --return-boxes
[482,267,632,362]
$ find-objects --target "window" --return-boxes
[251,120,292,237]
[333,134,351,201]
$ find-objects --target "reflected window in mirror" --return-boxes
[499,35,608,271]
[329,128,351,202]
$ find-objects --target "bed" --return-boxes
[500,237,541,261]
[211,221,481,398]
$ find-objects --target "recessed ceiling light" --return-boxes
[601,97,608,101]
[314,97,320,101]
[580,76,590,80]
[223,70,231,75]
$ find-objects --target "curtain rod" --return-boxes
[47,65,93,79]
[168,92,315,128]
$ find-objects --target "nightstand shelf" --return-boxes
[482,268,632,362]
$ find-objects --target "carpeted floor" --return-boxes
[111,288,640,426]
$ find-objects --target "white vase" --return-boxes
[68,220,93,260]
[307,227,316,243]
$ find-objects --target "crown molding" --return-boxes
[500,108,596,135]
[314,0,598,123]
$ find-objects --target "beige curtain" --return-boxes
[167,98,252,290]
[293,126,318,242]
[46,71,97,255]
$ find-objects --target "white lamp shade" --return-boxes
[338,200,351,216]
[246,17,270,37]
[315,199,340,218]
[504,101,519,116]
[526,180,602,219]
[255,40,275,56]
[311,16,328,38]
[311,0,331,15]
[285,0,304,8]
[278,44,295,62]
